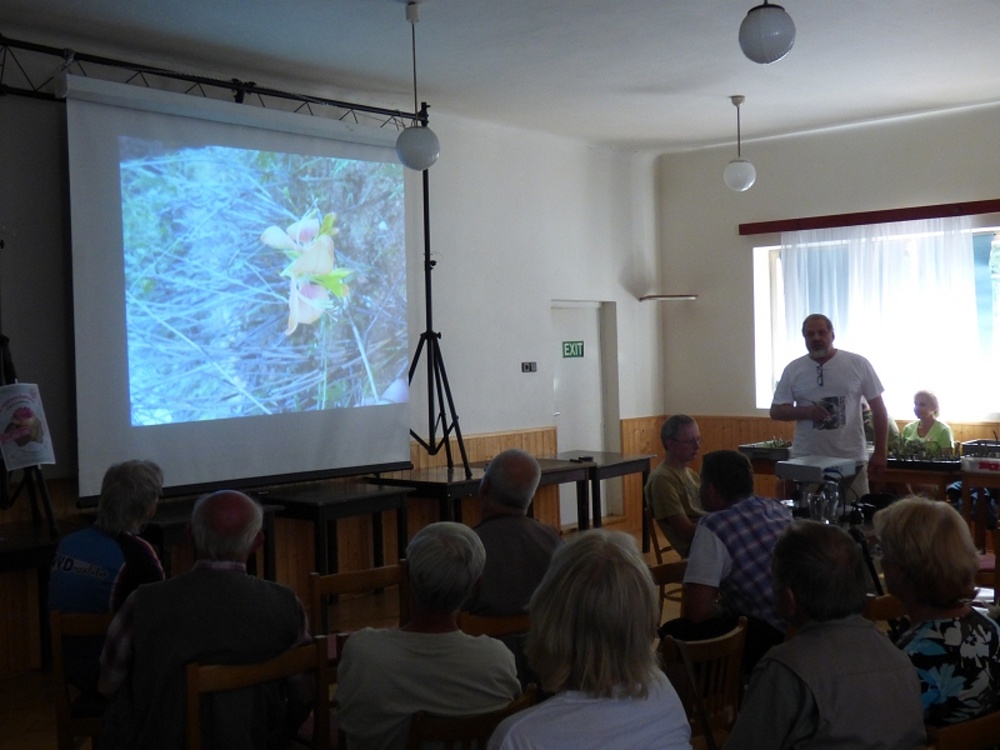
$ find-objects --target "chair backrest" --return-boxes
[184,635,331,750]
[457,612,531,638]
[648,559,687,614]
[861,593,905,623]
[659,616,747,747]
[404,684,540,750]
[644,502,674,565]
[307,561,410,636]
[50,610,115,750]
[930,709,1000,750]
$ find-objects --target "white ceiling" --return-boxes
[3,0,1000,151]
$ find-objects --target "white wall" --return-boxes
[655,101,1000,419]
[405,111,665,440]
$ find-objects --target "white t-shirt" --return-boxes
[772,349,883,462]
[487,672,692,750]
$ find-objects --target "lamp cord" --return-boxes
[736,104,742,158]
[409,12,419,124]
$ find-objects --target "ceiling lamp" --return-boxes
[396,1,440,171]
[739,1,796,64]
[723,95,756,192]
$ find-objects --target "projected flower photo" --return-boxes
[119,139,408,426]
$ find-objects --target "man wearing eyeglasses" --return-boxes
[769,313,888,498]
[643,414,706,557]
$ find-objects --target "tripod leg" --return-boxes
[428,335,471,478]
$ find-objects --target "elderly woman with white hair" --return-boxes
[488,529,691,750]
[874,496,1000,725]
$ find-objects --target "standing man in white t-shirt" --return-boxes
[769,313,888,498]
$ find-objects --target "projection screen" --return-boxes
[66,76,410,499]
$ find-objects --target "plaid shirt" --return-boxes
[699,496,792,632]
[99,559,310,695]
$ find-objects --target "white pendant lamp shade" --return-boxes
[739,2,796,64]
[397,1,439,171]
[724,159,756,192]
[724,95,755,192]
[396,125,440,171]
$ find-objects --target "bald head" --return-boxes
[480,448,542,513]
[191,490,263,561]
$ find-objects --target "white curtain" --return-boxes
[775,217,980,422]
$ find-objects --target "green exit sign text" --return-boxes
[562,341,584,358]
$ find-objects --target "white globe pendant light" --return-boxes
[724,95,756,192]
[739,1,796,65]
[395,2,440,171]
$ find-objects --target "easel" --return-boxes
[0,334,59,537]
[407,158,471,478]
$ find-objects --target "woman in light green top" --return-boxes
[901,390,954,451]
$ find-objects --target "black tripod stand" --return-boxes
[0,334,59,536]
[407,166,471,478]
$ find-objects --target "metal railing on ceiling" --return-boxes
[0,33,422,130]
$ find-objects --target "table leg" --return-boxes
[591,476,603,529]
[314,520,329,576]
[372,512,385,567]
[396,504,408,562]
[641,469,651,553]
[576,481,589,531]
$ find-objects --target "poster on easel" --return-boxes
[0,383,56,471]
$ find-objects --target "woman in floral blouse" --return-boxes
[874,496,1000,725]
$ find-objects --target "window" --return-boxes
[754,217,1000,421]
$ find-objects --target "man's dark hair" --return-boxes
[801,313,834,335]
[772,521,867,621]
[700,450,754,502]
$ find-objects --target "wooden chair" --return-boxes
[184,635,331,750]
[659,616,747,750]
[404,684,540,750]
[649,560,687,615]
[927,709,1000,750]
[457,612,531,638]
[307,562,410,637]
[644,501,675,565]
[51,610,115,750]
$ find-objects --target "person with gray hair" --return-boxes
[466,448,562,617]
[98,490,311,749]
[724,521,926,750]
[643,414,705,557]
[488,530,691,750]
[337,521,520,750]
[48,460,166,699]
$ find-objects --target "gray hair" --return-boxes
[659,414,696,450]
[95,460,163,535]
[772,521,867,621]
[526,530,660,699]
[481,448,541,511]
[405,522,486,613]
[190,490,263,561]
[873,496,978,607]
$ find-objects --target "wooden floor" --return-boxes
[0,527,675,750]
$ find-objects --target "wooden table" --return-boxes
[140,500,281,580]
[554,451,655,537]
[0,520,59,668]
[367,465,485,523]
[369,458,594,526]
[879,460,961,501]
[264,483,411,574]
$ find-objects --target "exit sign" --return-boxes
[562,341,584,358]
